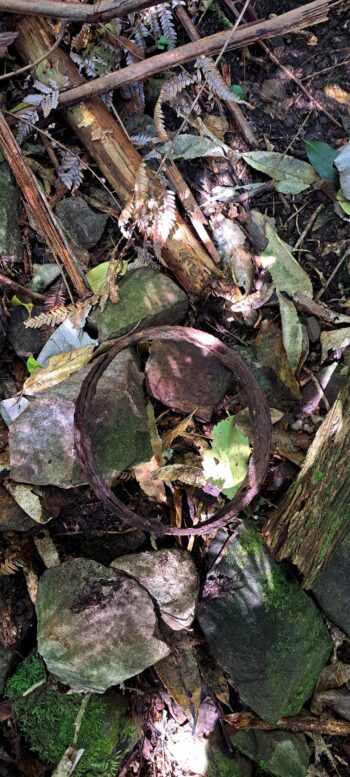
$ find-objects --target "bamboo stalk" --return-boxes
[0,0,167,22]
[0,111,90,297]
[14,17,220,295]
[174,3,258,148]
[57,1,330,107]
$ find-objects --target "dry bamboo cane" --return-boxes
[14,17,221,296]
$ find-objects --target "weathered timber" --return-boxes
[14,17,220,295]
[0,0,167,22]
[57,0,330,107]
[264,374,350,587]
[0,111,90,297]
[225,711,350,737]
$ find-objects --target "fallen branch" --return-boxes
[0,111,90,297]
[225,711,350,736]
[0,271,46,302]
[74,326,272,537]
[174,3,258,148]
[0,0,166,22]
[15,17,220,295]
[57,1,330,107]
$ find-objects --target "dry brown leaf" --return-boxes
[321,328,350,363]
[255,320,301,400]
[155,633,202,723]
[133,457,167,503]
[162,412,195,449]
[154,463,206,487]
[4,480,44,522]
[23,345,94,394]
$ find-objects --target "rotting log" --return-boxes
[1,0,167,22]
[56,0,330,107]
[264,374,350,587]
[0,110,90,297]
[14,17,220,296]
[225,711,350,737]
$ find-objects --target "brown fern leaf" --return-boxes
[24,299,91,329]
[116,35,144,61]
[195,56,243,103]
[154,72,198,140]
[0,550,26,576]
[44,277,67,311]
[71,24,92,52]
[134,162,149,214]
[119,197,135,238]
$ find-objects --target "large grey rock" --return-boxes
[0,161,22,260]
[198,525,332,724]
[111,549,199,630]
[55,196,108,249]
[232,730,310,777]
[36,558,170,692]
[89,267,188,341]
[312,529,350,636]
[10,348,152,487]
[7,305,46,358]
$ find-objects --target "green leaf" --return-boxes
[277,292,302,374]
[11,295,33,316]
[202,417,250,499]
[304,140,339,184]
[261,223,313,297]
[336,189,350,215]
[156,35,173,50]
[86,260,127,293]
[26,354,43,374]
[229,84,246,99]
[242,151,319,193]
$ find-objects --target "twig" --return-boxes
[316,245,350,300]
[0,111,91,297]
[174,3,258,148]
[0,21,66,83]
[57,1,330,108]
[293,203,323,251]
[225,711,350,736]
[0,0,168,22]
[0,271,46,301]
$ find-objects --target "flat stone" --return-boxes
[0,161,22,260]
[0,485,38,532]
[89,267,188,341]
[232,731,309,777]
[111,549,199,630]
[7,305,46,358]
[10,348,152,487]
[55,196,108,249]
[312,529,350,636]
[145,339,232,421]
[197,525,332,724]
[36,558,170,692]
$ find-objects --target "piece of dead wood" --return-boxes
[57,1,330,107]
[74,325,272,537]
[1,0,166,22]
[0,111,90,298]
[174,3,258,148]
[225,711,350,736]
[0,271,46,302]
[14,17,220,296]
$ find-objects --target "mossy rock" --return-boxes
[232,730,310,777]
[5,655,138,776]
[206,745,252,777]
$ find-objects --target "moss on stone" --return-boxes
[5,655,138,776]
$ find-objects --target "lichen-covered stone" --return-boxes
[5,654,138,775]
[89,267,188,341]
[10,348,152,487]
[111,549,199,630]
[198,525,332,724]
[206,746,252,777]
[312,529,350,636]
[232,730,310,777]
[36,558,169,692]
[55,196,108,249]
[0,161,22,260]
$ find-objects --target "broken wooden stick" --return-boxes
[14,16,221,296]
[174,3,258,148]
[57,1,330,107]
[0,111,90,297]
[225,711,350,736]
[1,0,166,22]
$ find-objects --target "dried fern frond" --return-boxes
[195,56,243,103]
[154,71,198,140]
[153,188,176,259]
[134,162,149,213]
[119,197,135,238]
[71,23,91,52]
[158,3,177,48]
[44,277,67,311]
[0,549,26,576]
[58,150,84,193]
[117,34,144,60]
[24,299,92,329]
